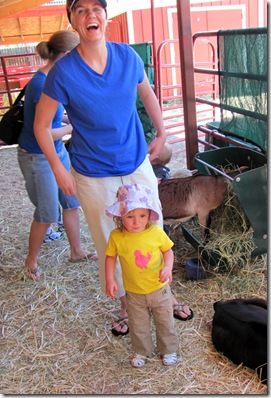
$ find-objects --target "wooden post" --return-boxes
[176,0,198,170]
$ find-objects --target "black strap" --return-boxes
[13,84,27,105]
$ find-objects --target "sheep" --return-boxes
[211,298,267,385]
[158,175,228,239]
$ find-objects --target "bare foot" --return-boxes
[25,266,40,281]
[69,251,98,262]
[25,256,40,281]
[111,317,129,336]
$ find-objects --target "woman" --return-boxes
[18,30,96,282]
[34,0,193,333]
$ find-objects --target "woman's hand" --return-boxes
[53,164,77,196]
[148,135,166,163]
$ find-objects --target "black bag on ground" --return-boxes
[0,85,27,145]
[211,298,267,384]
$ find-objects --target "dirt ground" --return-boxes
[0,145,267,395]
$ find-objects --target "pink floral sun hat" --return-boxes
[105,183,159,221]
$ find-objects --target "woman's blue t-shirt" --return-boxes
[43,42,148,177]
[18,69,64,154]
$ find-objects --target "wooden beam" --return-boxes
[176,0,198,170]
[17,17,24,40]
[59,14,64,30]
[0,33,52,44]
[0,0,49,19]
[39,15,43,39]
[2,5,67,19]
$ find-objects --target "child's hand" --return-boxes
[106,280,118,298]
[160,265,172,284]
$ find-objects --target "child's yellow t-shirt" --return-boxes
[105,224,174,294]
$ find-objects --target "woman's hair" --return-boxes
[36,30,79,61]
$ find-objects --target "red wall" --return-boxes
[108,1,267,97]
[107,13,129,43]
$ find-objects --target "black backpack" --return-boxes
[0,85,27,145]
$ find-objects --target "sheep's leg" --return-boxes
[198,211,211,242]
[163,224,171,236]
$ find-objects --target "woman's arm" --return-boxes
[34,93,76,196]
[137,73,167,162]
[51,123,72,141]
[54,113,73,141]
[34,100,72,142]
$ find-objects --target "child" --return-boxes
[105,183,179,368]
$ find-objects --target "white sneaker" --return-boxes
[57,222,65,233]
[131,354,147,368]
[43,227,63,244]
[162,352,178,366]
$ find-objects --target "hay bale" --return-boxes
[181,184,256,272]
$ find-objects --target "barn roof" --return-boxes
[0,1,71,45]
[0,0,195,47]
[0,0,133,46]
[0,0,174,46]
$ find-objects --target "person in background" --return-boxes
[43,225,63,243]
[136,81,172,183]
[105,183,178,367]
[17,30,97,281]
[138,83,194,322]
[34,0,192,334]
[43,206,65,243]
[137,94,172,181]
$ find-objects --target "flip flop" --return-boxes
[69,252,98,263]
[111,317,129,336]
[173,304,194,321]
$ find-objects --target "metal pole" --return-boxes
[176,0,198,169]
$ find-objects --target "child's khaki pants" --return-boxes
[126,283,179,357]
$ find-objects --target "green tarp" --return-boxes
[217,27,267,152]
